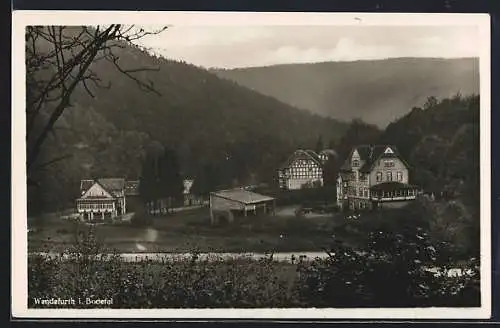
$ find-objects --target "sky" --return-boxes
[134,25,480,69]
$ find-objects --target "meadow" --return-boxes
[28,205,352,253]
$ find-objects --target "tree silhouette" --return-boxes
[158,148,184,211]
[26,25,167,184]
[315,134,324,153]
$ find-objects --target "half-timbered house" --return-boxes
[278,149,336,190]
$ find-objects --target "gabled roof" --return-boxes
[80,178,126,198]
[279,149,322,169]
[97,178,125,193]
[340,145,409,173]
[211,188,275,205]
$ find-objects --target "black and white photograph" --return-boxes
[12,11,491,319]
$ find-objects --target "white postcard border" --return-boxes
[11,11,492,319]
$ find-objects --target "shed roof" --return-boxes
[211,188,275,205]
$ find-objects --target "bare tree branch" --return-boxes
[26,25,168,179]
[33,153,74,171]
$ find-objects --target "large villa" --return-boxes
[336,145,422,210]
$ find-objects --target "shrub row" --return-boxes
[28,227,480,308]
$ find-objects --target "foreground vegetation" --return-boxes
[28,220,480,308]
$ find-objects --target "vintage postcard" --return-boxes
[12,11,491,319]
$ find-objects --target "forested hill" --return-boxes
[28,32,348,214]
[212,58,479,127]
[379,94,479,210]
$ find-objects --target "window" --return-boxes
[363,188,368,198]
[352,159,360,167]
[358,187,363,197]
[384,160,395,168]
[397,171,403,181]
[376,172,383,182]
[387,171,393,181]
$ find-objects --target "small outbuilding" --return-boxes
[209,188,276,224]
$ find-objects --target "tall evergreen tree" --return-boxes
[139,141,164,213]
[337,119,382,160]
[315,134,324,153]
[191,163,218,197]
[158,148,184,211]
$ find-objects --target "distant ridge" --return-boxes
[213,57,479,127]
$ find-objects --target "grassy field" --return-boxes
[28,206,361,253]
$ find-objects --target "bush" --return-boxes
[296,230,480,307]
[28,224,479,308]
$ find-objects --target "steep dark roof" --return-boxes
[340,145,409,173]
[279,149,322,169]
[98,178,125,193]
[304,150,321,163]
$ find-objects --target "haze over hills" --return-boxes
[212,57,480,127]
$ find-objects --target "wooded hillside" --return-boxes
[27,28,348,214]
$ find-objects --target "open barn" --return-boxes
[209,188,276,224]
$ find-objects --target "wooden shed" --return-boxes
[209,188,276,224]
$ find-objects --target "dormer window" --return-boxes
[384,160,395,168]
[352,159,360,167]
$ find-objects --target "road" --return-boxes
[34,251,328,263]
[31,251,473,277]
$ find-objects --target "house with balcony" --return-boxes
[336,145,421,210]
[76,178,128,220]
